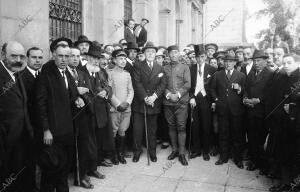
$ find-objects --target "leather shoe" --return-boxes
[111,155,119,165]
[235,161,244,169]
[132,152,141,162]
[168,151,178,160]
[99,160,113,167]
[203,153,210,161]
[190,152,201,159]
[80,179,94,189]
[87,171,105,179]
[150,155,157,162]
[215,159,228,165]
[178,154,188,166]
[161,143,169,149]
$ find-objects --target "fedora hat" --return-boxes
[85,44,102,58]
[50,37,72,52]
[112,49,127,58]
[38,143,68,174]
[142,42,158,52]
[74,35,92,47]
[252,49,268,59]
[223,54,238,61]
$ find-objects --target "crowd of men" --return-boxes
[0,31,300,192]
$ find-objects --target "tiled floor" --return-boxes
[70,147,277,192]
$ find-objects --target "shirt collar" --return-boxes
[26,66,38,77]
[1,60,15,81]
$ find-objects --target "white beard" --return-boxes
[86,63,100,73]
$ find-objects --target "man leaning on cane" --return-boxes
[132,42,166,163]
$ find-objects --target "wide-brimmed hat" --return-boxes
[38,143,68,174]
[142,42,158,52]
[205,43,218,51]
[252,49,268,59]
[85,44,102,58]
[223,54,238,61]
[50,37,72,52]
[213,51,227,59]
[126,42,140,52]
[193,44,205,56]
[112,49,127,58]
[74,35,92,47]
[155,49,165,57]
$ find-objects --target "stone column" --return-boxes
[0,0,49,58]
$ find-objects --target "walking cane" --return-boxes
[74,129,80,185]
[144,104,150,166]
[188,107,194,160]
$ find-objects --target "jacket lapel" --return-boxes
[0,63,22,98]
[149,62,160,81]
[140,61,151,77]
[230,70,238,83]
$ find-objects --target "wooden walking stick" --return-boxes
[188,107,194,160]
[144,104,150,166]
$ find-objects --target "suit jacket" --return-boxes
[287,68,300,132]
[135,24,147,47]
[190,63,216,101]
[35,60,78,145]
[0,62,33,166]
[244,67,273,118]
[124,61,135,78]
[77,66,113,129]
[264,68,290,118]
[240,63,255,78]
[124,27,136,44]
[132,60,166,114]
[211,69,246,116]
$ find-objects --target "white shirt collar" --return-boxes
[26,66,38,77]
[1,60,15,81]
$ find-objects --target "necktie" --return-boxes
[72,68,78,81]
[226,70,231,80]
[199,65,203,76]
[61,71,68,89]
[35,70,39,78]
[149,62,152,70]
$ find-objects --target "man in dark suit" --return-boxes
[189,44,216,161]
[211,55,246,169]
[243,50,273,172]
[35,44,85,192]
[132,42,166,162]
[124,19,136,45]
[0,41,34,192]
[21,46,44,191]
[134,18,149,47]
[124,42,139,78]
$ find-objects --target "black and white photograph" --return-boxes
[1,0,300,191]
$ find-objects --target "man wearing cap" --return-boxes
[35,44,85,191]
[205,43,218,60]
[211,54,246,169]
[189,44,217,161]
[163,45,191,166]
[243,50,273,172]
[213,51,226,70]
[108,49,134,164]
[134,18,149,47]
[50,37,73,53]
[125,42,139,77]
[132,42,166,163]
[187,50,197,65]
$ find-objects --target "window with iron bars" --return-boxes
[49,0,82,44]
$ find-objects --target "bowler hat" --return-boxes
[38,144,68,174]
[112,49,127,58]
[193,44,205,56]
[50,37,72,52]
[213,51,227,59]
[205,43,218,51]
[126,42,140,52]
[252,49,268,59]
[85,44,102,58]
[74,35,92,47]
[142,42,158,52]
[155,49,165,57]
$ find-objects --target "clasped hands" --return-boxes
[117,102,130,112]
[243,97,260,108]
[144,94,157,107]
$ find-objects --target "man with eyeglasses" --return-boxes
[0,41,35,192]
[35,44,85,192]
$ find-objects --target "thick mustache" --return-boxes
[11,62,23,67]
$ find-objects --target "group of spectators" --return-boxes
[1,30,300,192]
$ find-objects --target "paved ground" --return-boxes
[70,147,277,192]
